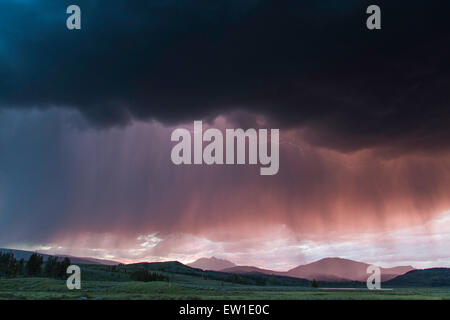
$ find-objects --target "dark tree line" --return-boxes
[44,256,71,279]
[130,269,169,282]
[26,253,44,276]
[0,252,24,277]
[0,252,70,279]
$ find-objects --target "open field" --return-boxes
[1,276,450,300]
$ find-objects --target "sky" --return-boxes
[0,0,449,270]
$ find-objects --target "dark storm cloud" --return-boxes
[0,0,449,152]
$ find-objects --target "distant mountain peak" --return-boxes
[287,257,414,282]
[187,257,236,271]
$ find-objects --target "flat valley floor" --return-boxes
[1,277,449,300]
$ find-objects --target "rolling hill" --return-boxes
[127,261,312,286]
[0,248,118,265]
[385,268,450,287]
[221,266,284,276]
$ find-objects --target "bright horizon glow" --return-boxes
[6,210,450,271]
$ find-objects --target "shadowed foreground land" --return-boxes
[1,277,450,300]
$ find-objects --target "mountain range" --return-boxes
[192,257,415,282]
[4,248,448,286]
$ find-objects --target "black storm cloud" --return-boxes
[0,0,449,153]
